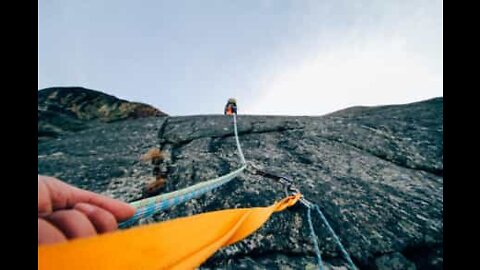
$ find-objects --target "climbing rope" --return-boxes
[120,112,357,269]
[120,166,246,228]
[306,206,325,270]
[233,114,246,165]
[300,197,357,270]
[39,109,358,270]
[120,114,247,228]
[247,166,357,270]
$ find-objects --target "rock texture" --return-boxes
[38,87,167,141]
[38,97,443,270]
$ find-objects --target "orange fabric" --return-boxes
[38,194,301,270]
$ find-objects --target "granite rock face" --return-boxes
[38,97,443,270]
[38,87,167,141]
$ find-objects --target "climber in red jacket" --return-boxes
[224,98,237,115]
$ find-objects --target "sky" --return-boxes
[38,0,442,116]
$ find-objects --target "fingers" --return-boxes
[39,204,122,246]
[45,209,97,239]
[38,175,75,214]
[38,175,53,215]
[72,189,136,221]
[38,218,67,245]
[38,175,136,221]
[38,175,137,246]
[74,203,118,233]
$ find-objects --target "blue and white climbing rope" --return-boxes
[306,205,325,270]
[233,114,246,165]
[301,197,357,270]
[120,114,247,228]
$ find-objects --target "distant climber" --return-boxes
[224,98,237,115]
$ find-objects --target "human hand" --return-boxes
[38,175,136,245]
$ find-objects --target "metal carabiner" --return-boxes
[246,162,301,197]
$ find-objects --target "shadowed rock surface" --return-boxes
[38,87,167,141]
[38,97,443,270]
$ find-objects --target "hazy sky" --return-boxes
[38,0,442,116]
